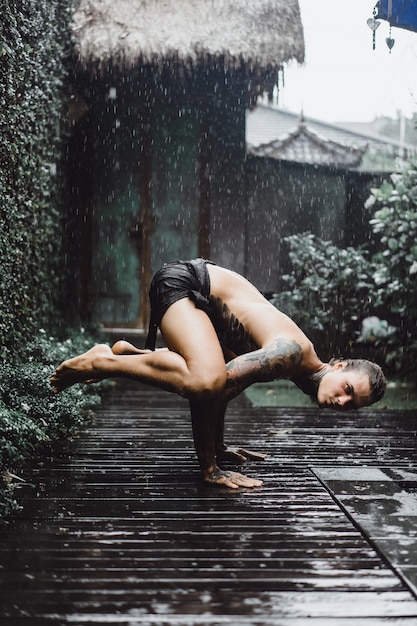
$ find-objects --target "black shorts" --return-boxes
[145,258,215,350]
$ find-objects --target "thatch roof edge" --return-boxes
[71,0,305,74]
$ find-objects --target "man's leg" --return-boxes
[50,299,262,488]
[51,298,226,399]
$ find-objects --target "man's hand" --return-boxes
[203,465,263,489]
[217,446,267,465]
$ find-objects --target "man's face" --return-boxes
[317,362,372,411]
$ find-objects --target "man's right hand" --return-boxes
[203,465,263,489]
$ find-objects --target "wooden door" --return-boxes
[89,98,200,328]
[90,101,142,326]
[150,103,199,274]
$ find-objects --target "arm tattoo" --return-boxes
[224,338,303,399]
[206,296,303,401]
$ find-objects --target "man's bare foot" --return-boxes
[50,344,113,393]
[111,340,151,356]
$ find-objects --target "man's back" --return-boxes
[207,264,318,364]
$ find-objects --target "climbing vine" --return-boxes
[0,0,72,356]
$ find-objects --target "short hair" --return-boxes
[329,358,387,406]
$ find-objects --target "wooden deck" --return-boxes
[2,378,417,624]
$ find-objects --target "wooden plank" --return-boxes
[1,380,417,623]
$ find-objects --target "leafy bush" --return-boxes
[0,1,89,519]
[271,233,378,359]
[0,328,105,520]
[0,402,47,470]
[367,160,417,376]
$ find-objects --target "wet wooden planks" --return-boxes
[1,380,417,624]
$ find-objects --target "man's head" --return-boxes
[317,358,386,411]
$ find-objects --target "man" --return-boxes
[51,259,386,489]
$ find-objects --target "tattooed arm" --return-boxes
[221,338,303,404]
[212,338,302,465]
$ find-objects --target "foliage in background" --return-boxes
[0,0,72,357]
[366,160,417,376]
[0,329,105,520]
[273,159,417,380]
[271,233,378,360]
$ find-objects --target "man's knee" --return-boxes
[183,369,226,401]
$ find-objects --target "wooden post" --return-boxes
[198,105,211,259]
[137,101,153,330]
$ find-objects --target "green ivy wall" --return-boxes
[0,0,71,356]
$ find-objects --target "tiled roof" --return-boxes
[246,104,415,171]
[248,118,366,168]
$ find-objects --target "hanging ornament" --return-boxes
[367,8,381,50]
[385,25,395,52]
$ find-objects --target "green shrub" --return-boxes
[0,1,79,518]
[367,160,417,377]
[0,328,105,520]
[272,233,378,359]
[0,402,47,469]
[272,159,417,380]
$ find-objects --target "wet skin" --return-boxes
[50,339,308,489]
[50,264,375,490]
[50,338,372,489]
[189,337,305,489]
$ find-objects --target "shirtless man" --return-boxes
[51,259,386,489]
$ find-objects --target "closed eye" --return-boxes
[345,384,357,410]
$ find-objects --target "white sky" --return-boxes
[280,0,417,123]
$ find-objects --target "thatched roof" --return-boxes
[71,0,305,71]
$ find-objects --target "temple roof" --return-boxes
[248,116,366,168]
